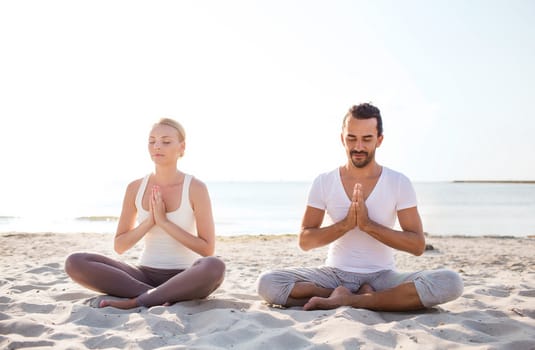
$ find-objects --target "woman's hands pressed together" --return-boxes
[149,185,168,226]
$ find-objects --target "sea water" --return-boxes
[0,182,534,237]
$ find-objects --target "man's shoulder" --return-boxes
[308,168,340,194]
[313,167,339,183]
[382,166,410,180]
[381,167,414,190]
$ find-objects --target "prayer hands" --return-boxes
[354,183,370,231]
[150,185,168,226]
[343,185,358,230]
[344,183,370,232]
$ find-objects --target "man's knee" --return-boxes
[256,271,283,305]
[443,269,464,301]
[415,269,464,307]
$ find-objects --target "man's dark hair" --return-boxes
[343,103,383,136]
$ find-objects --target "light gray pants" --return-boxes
[256,266,463,308]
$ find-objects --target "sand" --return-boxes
[1,232,534,349]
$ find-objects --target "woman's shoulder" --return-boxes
[125,176,148,194]
[188,175,207,191]
[186,175,210,199]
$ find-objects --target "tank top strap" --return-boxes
[181,174,193,210]
[135,174,151,211]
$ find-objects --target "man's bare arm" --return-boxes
[355,182,425,255]
[299,204,357,251]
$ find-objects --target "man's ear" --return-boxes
[376,135,384,148]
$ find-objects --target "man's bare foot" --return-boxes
[303,286,354,311]
[99,298,139,310]
[356,283,374,294]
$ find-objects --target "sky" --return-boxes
[1,0,534,216]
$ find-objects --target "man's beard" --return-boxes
[350,150,375,168]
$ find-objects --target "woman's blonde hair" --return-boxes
[155,118,186,142]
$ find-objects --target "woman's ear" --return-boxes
[179,141,186,158]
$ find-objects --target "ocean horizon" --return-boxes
[1,181,534,238]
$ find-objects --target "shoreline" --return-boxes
[453,180,535,184]
[1,232,534,349]
[2,230,535,239]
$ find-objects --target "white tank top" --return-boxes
[136,173,201,269]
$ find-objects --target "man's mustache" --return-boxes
[350,151,368,156]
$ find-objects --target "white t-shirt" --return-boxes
[136,173,201,269]
[307,166,417,273]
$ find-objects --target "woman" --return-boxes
[65,118,225,309]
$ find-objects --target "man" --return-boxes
[257,103,463,311]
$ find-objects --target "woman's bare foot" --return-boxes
[303,286,354,311]
[99,298,139,310]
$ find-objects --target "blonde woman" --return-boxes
[65,118,225,309]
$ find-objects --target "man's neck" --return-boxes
[342,162,382,180]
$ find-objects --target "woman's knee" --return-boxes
[64,252,87,278]
[198,256,226,283]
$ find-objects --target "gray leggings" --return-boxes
[65,252,225,307]
[256,266,463,308]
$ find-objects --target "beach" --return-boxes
[1,232,534,349]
